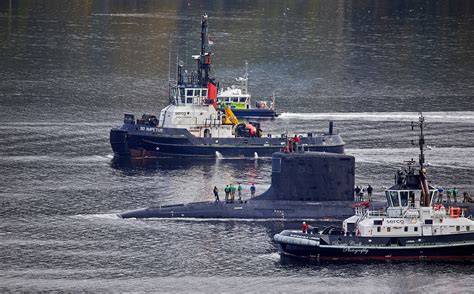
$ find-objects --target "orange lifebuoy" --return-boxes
[450,207,461,218]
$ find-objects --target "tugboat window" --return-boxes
[385,191,392,206]
[194,89,201,96]
[467,226,470,231]
[377,227,381,232]
[414,227,418,232]
[400,191,408,206]
[387,227,391,232]
[202,90,207,97]
[409,191,416,206]
[404,227,408,232]
[456,226,460,231]
[233,97,238,102]
[187,97,193,104]
[390,191,400,207]
[239,97,246,102]
[408,192,415,207]
[187,89,193,97]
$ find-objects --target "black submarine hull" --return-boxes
[120,200,355,220]
[120,152,357,220]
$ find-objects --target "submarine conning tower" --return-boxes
[255,152,355,201]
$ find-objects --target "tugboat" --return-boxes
[274,113,474,261]
[110,14,343,159]
[216,62,277,118]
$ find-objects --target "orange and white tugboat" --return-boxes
[274,113,474,261]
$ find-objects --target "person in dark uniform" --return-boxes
[224,185,230,202]
[367,185,373,202]
[213,186,219,202]
[453,187,458,203]
[250,184,256,197]
[354,186,361,201]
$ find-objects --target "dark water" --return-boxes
[1,0,473,291]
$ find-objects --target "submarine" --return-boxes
[120,151,357,219]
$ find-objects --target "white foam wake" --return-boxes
[279,111,474,123]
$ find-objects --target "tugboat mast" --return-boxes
[418,113,425,170]
[412,112,430,206]
[198,14,211,87]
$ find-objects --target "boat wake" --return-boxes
[279,111,474,123]
[0,155,113,163]
[347,147,474,169]
[91,13,152,18]
[256,252,281,262]
[70,213,121,220]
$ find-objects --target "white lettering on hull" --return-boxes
[343,247,369,255]
[139,127,162,132]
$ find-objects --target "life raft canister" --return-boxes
[449,207,461,218]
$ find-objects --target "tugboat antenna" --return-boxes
[418,112,425,170]
[242,61,249,95]
[168,33,172,104]
[168,33,172,83]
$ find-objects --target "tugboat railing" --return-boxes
[403,206,420,218]
[354,209,369,232]
[367,209,386,217]
[204,118,222,128]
